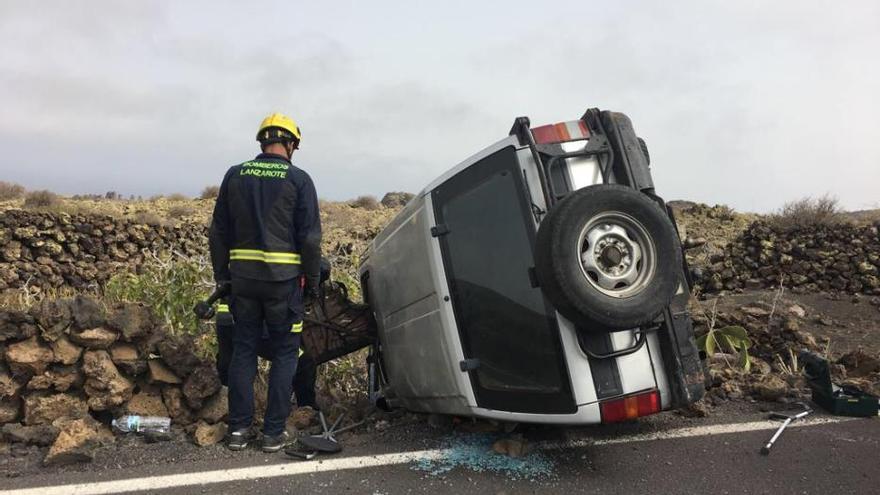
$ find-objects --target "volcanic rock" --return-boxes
[193,421,227,447]
[32,298,72,342]
[81,350,134,410]
[0,368,24,398]
[69,326,118,349]
[23,393,88,425]
[156,335,201,378]
[0,396,21,423]
[127,387,169,417]
[1,423,60,446]
[106,302,153,341]
[161,386,194,425]
[183,365,221,409]
[838,349,880,378]
[110,343,146,375]
[26,365,82,392]
[71,295,106,330]
[198,391,228,424]
[148,359,181,384]
[751,375,788,401]
[43,417,113,466]
[5,336,54,375]
[49,336,83,365]
[0,310,37,342]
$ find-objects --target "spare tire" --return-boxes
[534,184,682,331]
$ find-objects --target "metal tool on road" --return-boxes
[760,404,812,455]
[285,411,346,460]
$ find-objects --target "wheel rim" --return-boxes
[577,211,657,298]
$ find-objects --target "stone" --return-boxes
[0,396,21,423]
[110,343,146,376]
[23,393,88,425]
[43,417,113,466]
[50,336,83,365]
[0,310,37,342]
[71,295,106,330]
[786,304,806,318]
[198,391,228,424]
[782,316,800,333]
[156,335,201,378]
[740,305,770,318]
[31,298,73,342]
[127,388,169,417]
[162,386,194,425]
[289,406,316,430]
[5,336,54,375]
[26,365,82,392]
[491,434,528,458]
[106,302,153,341]
[69,326,118,349]
[751,375,788,401]
[182,365,221,409]
[81,350,134,411]
[1,423,60,446]
[148,360,182,384]
[749,357,772,376]
[193,421,227,447]
[0,369,24,398]
[837,349,880,378]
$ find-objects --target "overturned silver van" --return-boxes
[359,109,704,424]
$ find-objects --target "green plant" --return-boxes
[696,325,753,371]
[104,253,215,357]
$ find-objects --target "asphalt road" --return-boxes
[2,408,877,495]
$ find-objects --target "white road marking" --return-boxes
[541,416,850,450]
[1,416,851,495]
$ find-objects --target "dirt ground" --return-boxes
[695,289,880,358]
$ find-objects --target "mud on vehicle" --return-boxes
[359,108,703,424]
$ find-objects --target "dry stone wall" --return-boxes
[0,295,225,464]
[0,209,207,293]
[697,221,880,295]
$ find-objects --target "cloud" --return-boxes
[0,0,877,211]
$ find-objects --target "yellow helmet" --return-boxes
[256,112,302,144]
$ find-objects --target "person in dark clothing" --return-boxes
[209,112,321,453]
[214,303,319,409]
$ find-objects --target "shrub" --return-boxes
[148,194,164,202]
[380,191,414,208]
[0,181,26,201]
[349,195,381,210]
[167,193,189,202]
[105,191,119,200]
[167,205,195,219]
[23,190,61,210]
[132,211,164,226]
[104,253,215,357]
[768,195,844,231]
[200,185,220,199]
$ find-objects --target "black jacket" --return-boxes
[209,153,322,291]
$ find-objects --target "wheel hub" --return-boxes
[577,213,656,298]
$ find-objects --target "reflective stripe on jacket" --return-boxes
[209,153,322,284]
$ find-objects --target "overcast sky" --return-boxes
[0,1,877,212]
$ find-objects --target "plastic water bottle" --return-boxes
[112,415,171,434]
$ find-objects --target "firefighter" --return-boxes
[215,303,317,408]
[209,112,321,452]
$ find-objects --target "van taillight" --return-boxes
[600,390,661,423]
[531,120,590,144]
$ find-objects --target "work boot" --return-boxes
[227,428,254,451]
[262,431,290,453]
